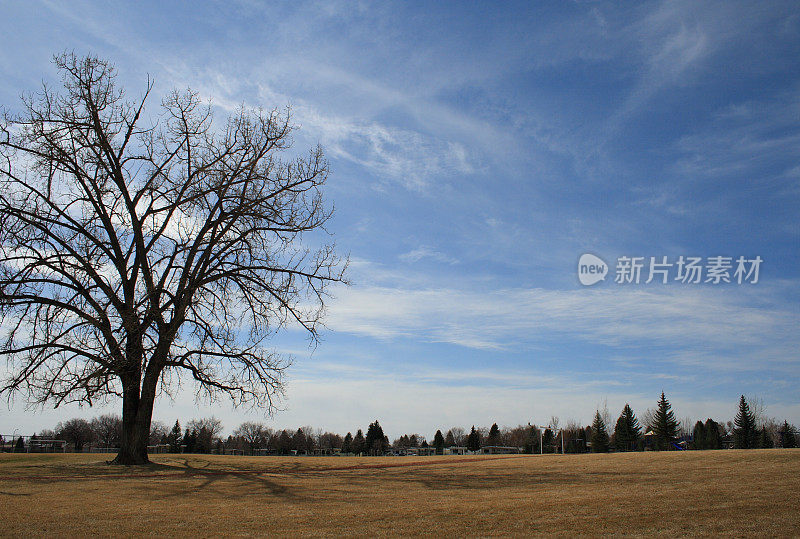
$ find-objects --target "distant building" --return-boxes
[406,447,436,456]
[479,446,521,455]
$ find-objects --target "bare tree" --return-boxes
[149,420,169,445]
[641,407,655,432]
[0,53,346,464]
[56,418,95,451]
[679,416,694,437]
[316,431,343,451]
[91,414,122,448]
[233,421,271,452]
[448,427,467,446]
[747,395,767,428]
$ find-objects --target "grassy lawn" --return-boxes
[1,449,798,536]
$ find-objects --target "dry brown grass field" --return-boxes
[0,449,798,536]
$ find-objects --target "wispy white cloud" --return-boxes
[673,90,800,184]
[298,108,474,191]
[326,282,799,362]
[399,246,459,265]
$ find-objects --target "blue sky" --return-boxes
[1,1,798,438]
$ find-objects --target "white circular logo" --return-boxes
[578,254,608,286]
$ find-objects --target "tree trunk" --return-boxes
[111,374,154,465]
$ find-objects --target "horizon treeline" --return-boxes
[4,393,798,454]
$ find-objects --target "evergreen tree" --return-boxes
[692,421,707,450]
[342,432,353,454]
[487,423,500,446]
[466,426,481,451]
[444,430,456,447]
[523,426,539,454]
[352,429,366,455]
[591,411,610,453]
[542,428,554,453]
[650,391,679,450]
[276,430,292,455]
[182,429,197,453]
[758,427,773,449]
[778,421,796,448]
[613,404,642,452]
[704,418,722,450]
[167,420,182,453]
[734,395,757,449]
[14,436,25,453]
[433,430,445,454]
[365,421,387,455]
[292,428,307,453]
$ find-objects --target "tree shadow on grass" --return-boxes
[0,490,31,496]
[144,458,300,501]
[2,458,300,501]
[371,469,586,491]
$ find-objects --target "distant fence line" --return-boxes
[1,435,67,453]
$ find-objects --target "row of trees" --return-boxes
[21,416,225,453]
[13,393,798,455]
[588,393,797,452]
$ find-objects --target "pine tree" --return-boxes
[542,428,554,453]
[342,432,353,454]
[692,421,706,450]
[182,429,198,453]
[365,421,387,455]
[650,391,679,450]
[433,430,445,454]
[352,429,366,455]
[704,418,722,450]
[168,420,182,453]
[591,411,610,453]
[758,427,773,449]
[778,421,797,448]
[614,415,627,452]
[488,423,500,446]
[444,430,456,447]
[734,395,757,449]
[466,426,481,451]
[613,404,642,452]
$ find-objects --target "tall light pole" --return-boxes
[539,425,553,455]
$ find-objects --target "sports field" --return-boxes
[1,449,798,536]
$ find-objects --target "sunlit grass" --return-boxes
[1,450,798,536]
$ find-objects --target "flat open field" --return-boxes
[1,450,798,536]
